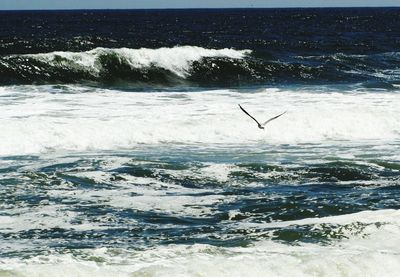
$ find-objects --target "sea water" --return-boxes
[0,8,400,276]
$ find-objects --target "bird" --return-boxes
[238,104,286,130]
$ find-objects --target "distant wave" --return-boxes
[1,46,400,88]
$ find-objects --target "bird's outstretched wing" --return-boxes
[238,104,262,126]
[262,111,287,126]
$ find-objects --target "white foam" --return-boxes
[1,209,399,277]
[0,86,399,156]
[0,205,111,233]
[237,209,400,232]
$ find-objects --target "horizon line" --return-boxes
[0,6,400,11]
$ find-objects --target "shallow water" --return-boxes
[0,84,399,276]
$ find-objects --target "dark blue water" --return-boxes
[1,8,400,88]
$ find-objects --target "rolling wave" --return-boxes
[1,46,400,88]
[0,46,251,87]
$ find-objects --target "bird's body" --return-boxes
[238,104,286,129]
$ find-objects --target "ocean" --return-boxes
[0,8,400,276]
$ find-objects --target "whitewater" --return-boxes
[1,80,400,276]
[1,209,400,276]
[0,85,399,156]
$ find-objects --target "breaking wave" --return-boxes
[0,46,251,87]
[1,46,400,88]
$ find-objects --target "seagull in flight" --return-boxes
[238,104,286,130]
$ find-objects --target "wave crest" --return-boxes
[0,46,251,86]
[1,47,400,88]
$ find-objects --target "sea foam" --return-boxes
[0,86,399,156]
